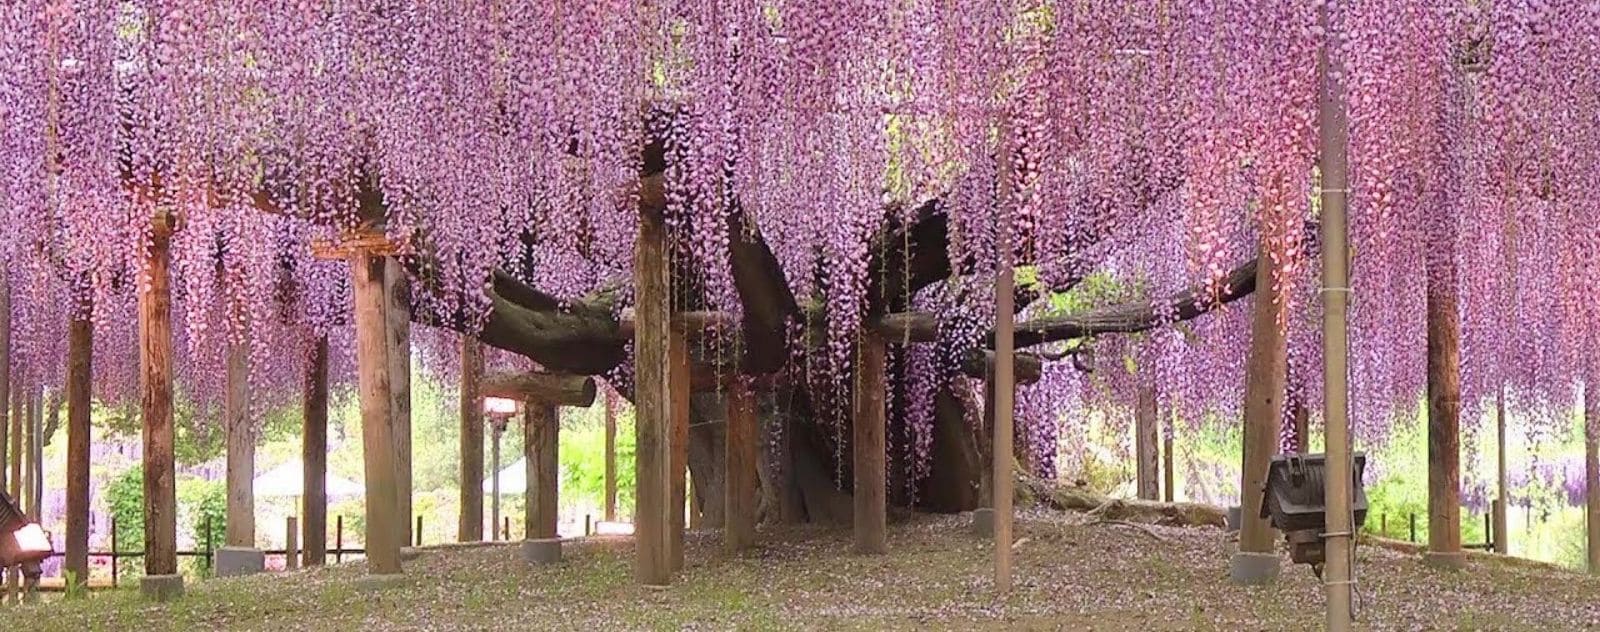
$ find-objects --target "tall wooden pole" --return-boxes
[526,405,559,540]
[302,337,329,567]
[1425,248,1463,568]
[224,338,256,548]
[1317,4,1355,625]
[6,379,17,605]
[993,231,1016,595]
[352,252,403,576]
[385,258,413,548]
[65,298,94,588]
[1163,431,1176,503]
[140,212,182,598]
[459,336,484,541]
[634,177,675,585]
[23,392,35,520]
[1135,384,1160,501]
[0,273,10,500]
[853,327,888,555]
[725,380,757,552]
[1494,388,1509,555]
[1231,228,1290,585]
[1586,381,1600,575]
[668,321,690,572]
[604,388,617,522]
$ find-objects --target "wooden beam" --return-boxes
[724,380,757,552]
[875,312,938,344]
[310,229,412,260]
[481,372,597,407]
[633,175,674,586]
[352,252,403,575]
[385,258,413,549]
[853,328,889,555]
[65,300,92,587]
[140,212,180,580]
[302,337,329,567]
[224,338,255,548]
[459,336,484,542]
[963,351,1043,385]
[525,405,559,539]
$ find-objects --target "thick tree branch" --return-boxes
[1008,258,1259,348]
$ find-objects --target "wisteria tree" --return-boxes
[0,0,1598,594]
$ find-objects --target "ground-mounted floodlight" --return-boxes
[0,490,52,598]
[485,397,523,541]
[1260,452,1368,576]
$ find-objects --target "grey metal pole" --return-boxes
[491,420,503,542]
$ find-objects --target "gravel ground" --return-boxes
[16,507,1600,631]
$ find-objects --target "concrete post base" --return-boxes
[520,538,562,565]
[1423,551,1467,570]
[140,574,185,602]
[354,573,408,591]
[215,547,266,577]
[971,508,994,538]
[1229,551,1281,585]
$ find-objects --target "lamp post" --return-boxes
[485,397,521,541]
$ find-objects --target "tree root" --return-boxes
[1023,476,1228,529]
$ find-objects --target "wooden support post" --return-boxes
[459,336,484,542]
[385,258,413,550]
[303,337,329,567]
[853,327,888,555]
[1163,432,1176,503]
[6,376,17,603]
[351,252,403,576]
[0,272,8,500]
[725,380,758,552]
[1135,384,1159,501]
[1586,381,1600,575]
[993,241,1016,595]
[604,389,617,523]
[336,516,344,564]
[23,391,35,520]
[225,338,255,548]
[526,405,559,539]
[1292,398,1310,454]
[688,473,702,530]
[1495,388,1509,555]
[65,300,93,589]
[139,212,182,596]
[634,177,675,585]
[1425,253,1463,568]
[668,322,690,572]
[286,517,300,572]
[1231,226,1290,585]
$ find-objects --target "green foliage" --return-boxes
[105,465,144,579]
[559,406,637,518]
[177,477,227,577]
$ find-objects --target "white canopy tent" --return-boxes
[254,458,365,499]
[483,457,528,495]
